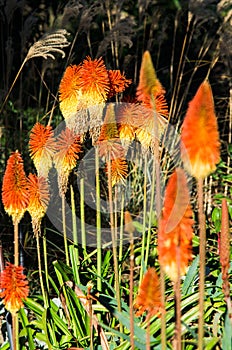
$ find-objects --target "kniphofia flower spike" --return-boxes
[181,80,220,179]
[134,267,162,318]
[0,262,29,315]
[2,151,28,224]
[158,168,194,283]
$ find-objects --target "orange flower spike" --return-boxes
[107,70,132,99]
[2,151,28,224]
[158,168,194,283]
[137,51,163,97]
[0,262,29,315]
[105,158,128,187]
[181,80,220,179]
[134,267,162,318]
[27,174,50,234]
[117,103,137,146]
[59,64,82,119]
[79,56,110,106]
[29,122,56,178]
[136,50,168,111]
[97,104,125,160]
[54,127,82,195]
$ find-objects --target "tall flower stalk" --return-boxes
[27,173,50,306]
[54,127,82,266]
[158,168,194,349]
[1,151,29,350]
[134,267,162,350]
[181,80,220,348]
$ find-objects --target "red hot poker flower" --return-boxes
[0,262,29,315]
[29,122,56,178]
[54,127,82,195]
[107,70,132,99]
[59,64,82,119]
[78,56,110,106]
[134,267,162,318]
[158,168,194,283]
[2,151,28,224]
[180,80,220,179]
[27,174,50,235]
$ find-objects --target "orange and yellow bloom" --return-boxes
[0,262,29,315]
[134,267,162,318]
[135,50,169,150]
[29,122,56,178]
[2,151,28,224]
[54,127,82,195]
[180,80,220,179]
[27,173,50,234]
[158,168,194,282]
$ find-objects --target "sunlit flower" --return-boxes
[97,104,125,160]
[105,158,128,187]
[29,122,56,178]
[107,70,132,99]
[59,64,82,119]
[0,262,29,315]
[137,50,169,116]
[136,51,169,150]
[180,80,220,179]
[116,103,137,147]
[134,267,162,318]
[158,168,194,283]
[27,173,50,234]
[78,56,110,107]
[54,127,82,195]
[2,151,28,224]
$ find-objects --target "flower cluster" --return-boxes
[0,262,29,315]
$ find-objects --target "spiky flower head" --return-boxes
[29,122,56,178]
[134,267,162,318]
[0,262,29,315]
[54,127,82,195]
[27,174,50,235]
[97,104,125,161]
[105,158,128,187]
[59,64,82,119]
[158,168,194,283]
[135,51,169,150]
[2,151,28,224]
[107,70,132,99]
[180,80,220,179]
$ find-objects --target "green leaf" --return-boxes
[182,255,199,295]
[222,311,232,350]
[19,308,36,350]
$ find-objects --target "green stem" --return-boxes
[36,230,48,308]
[70,184,78,246]
[62,194,70,266]
[160,268,167,350]
[129,231,135,350]
[80,177,87,255]
[119,193,125,281]
[174,247,181,350]
[43,228,49,293]
[197,178,206,349]
[107,158,121,314]
[145,156,156,267]
[146,314,151,350]
[140,153,148,284]
[95,146,102,292]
